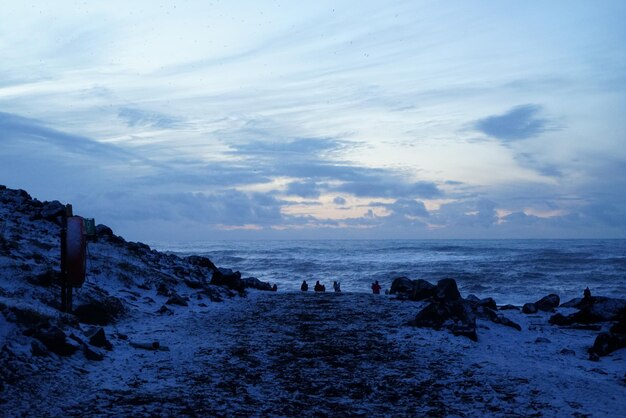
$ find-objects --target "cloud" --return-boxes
[118,107,181,129]
[335,178,441,199]
[474,104,550,141]
[285,181,321,198]
[0,112,138,161]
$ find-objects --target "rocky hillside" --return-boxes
[0,185,266,406]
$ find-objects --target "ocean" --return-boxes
[150,239,626,305]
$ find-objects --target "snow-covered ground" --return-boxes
[1,185,625,417]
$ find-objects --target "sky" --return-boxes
[1,0,625,241]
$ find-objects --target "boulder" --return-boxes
[27,270,58,288]
[411,298,477,341]
[40,200,65,222]
[522,303,538,314]
[156,305,174,315]
[390,277,414,295]
[494,315,522,331]
[96,224,124,244]
[211,268,244,292]
[87,327,112,350]
[466,296,497,311]
[589,333,626,357]
[535,294,560,312]
[499,304,520,311]
[73,297,125,325]
[33,326,79,356]
[610,309,626,334]
[157,283,170,296]
[241,277,273,291]
[411,279,435,301]
[435,278,461,302]
[549,298,626,326]
[185,255,217,271]
[560,297,584,308]
[466,294,480,302]
[31,340,49,357]
[166,292,189,306]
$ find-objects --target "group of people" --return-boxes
[300,279,382,294]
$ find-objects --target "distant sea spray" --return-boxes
[149,239,626,306]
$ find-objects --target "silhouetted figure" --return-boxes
[584,286,591,300]
[314,280,325,292]
[371,280,381,295]
[301,280,309,292]
[333,281,341,293]
[271,284,278,292]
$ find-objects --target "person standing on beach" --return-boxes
[371,280,381,295]
[333,281,341,293]
[301,280,309,292]
[314,281,325,292]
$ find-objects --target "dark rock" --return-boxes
[474,306,498,322]
[31,340,49,357]
[83,345,104,361]
[522,303,538,314]
[411,298,477,341]
[96,224,124,244]
[138,282,151,290]
[390,277,414,295]
[588,352,600,361]
[211,268,244,292]
[166,293,188,306]
[411,279,436,301]
[450,319,478,342]
[183,279,203,289]
[535,294,560,312]
[499,304,520,311]
[126,241,151,254]
[34,326,78,356]
[27,270,58,288]
[435,278,461,302]
[478,297,497,310]
[241,277,273,291]
[535,337,551,344]
[87,327,112,350]
[610,309,626,334]
[157,305,174,315]
[467,296,497,311]
[549,298,626,326]
[494,315,522,331]
[157,283,170,296]
[589,332,626,357]
[561,297,584,308]
[73,297,125,325]
[40,200,65,222]
[560,348,576,356]
[185,255,217,271]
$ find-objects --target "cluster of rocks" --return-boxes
[392,274,626,359]
[549,296,626,359]
[391,277,521,341]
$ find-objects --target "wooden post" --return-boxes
[60,204,73,312]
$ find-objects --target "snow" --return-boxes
[1,185,625,416]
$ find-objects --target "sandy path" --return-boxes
[25,291,624,417]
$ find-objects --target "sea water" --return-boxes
[150,239,626,305]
